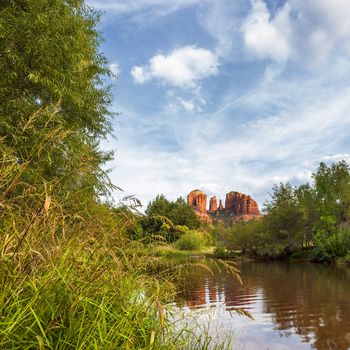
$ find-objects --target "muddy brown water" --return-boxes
[172,261,350,350]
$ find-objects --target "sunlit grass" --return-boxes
[0,159,231,349]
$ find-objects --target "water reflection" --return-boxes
[174,261,350,350]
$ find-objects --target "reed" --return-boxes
[0,128,230,349]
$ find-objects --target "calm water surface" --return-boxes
[172,261,350,350]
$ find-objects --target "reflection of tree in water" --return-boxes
[175,261,258,310]
[175,261,350,350]
[242,262,350,350]
[175,262,224,309]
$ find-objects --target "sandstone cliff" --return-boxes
[209,196,217,212]
[188,189,261,223]
[225,191,260,216]
[187,189,207,213]
[187,190,212,223]
[218,199,224,210]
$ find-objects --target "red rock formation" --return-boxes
[225,191,240,211]
[218,199,224,210]
[196,212,213,223]
[187,189,207,213]
[188,189,260,223]
[187,190,212,223]
[209,196,217,212]
[225,191,260,216]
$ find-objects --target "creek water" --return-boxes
[172,261,350,350]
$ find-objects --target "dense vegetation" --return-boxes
[146,195,200,229]
[127,195,201,243]
[0,1,220,348]
[217,161,350,263]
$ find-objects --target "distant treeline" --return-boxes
[217,161,350,263]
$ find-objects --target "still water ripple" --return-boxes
[172,261,350,350]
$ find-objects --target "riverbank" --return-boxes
[214,248,350,267]
[153,243,350,268]
[155,245,216,259]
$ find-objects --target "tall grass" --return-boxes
[0,186,171,348]
[0,118,233,349]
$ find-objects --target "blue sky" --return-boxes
[88,0,350,209]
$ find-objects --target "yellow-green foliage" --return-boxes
[175,230,207,251]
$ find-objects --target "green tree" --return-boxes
[215,161,350,260]
[295,183,317,246]
[0,0,113,216]
[145,195,199,229]
[313,161,350,225]
[169,197,200,228]
[145,195,171,217]
[263,183,304,254]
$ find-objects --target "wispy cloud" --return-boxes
[178,98,195,112]
[87,0,204,20]
[322,154,350,162]
[109,63,350,208]
[197,0,248,58]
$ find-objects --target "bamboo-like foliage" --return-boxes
[0,0,115,212]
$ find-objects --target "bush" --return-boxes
[175,230,205,251]
[127,216,190,243]
[214,242,227,257]
[313,226,350,262]
[344,252,350,264]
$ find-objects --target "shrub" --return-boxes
[214,242,227,257]
[344,252,350,264]
[175,230,205,251]
[313,226,350,262]
[127,216,189,243]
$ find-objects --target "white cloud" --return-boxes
[130,46,219,88]
[242,0,292,62]
[200,0,350,65]
[242,0,350,65]
[130,66,146,84]
[109,62,120,79]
